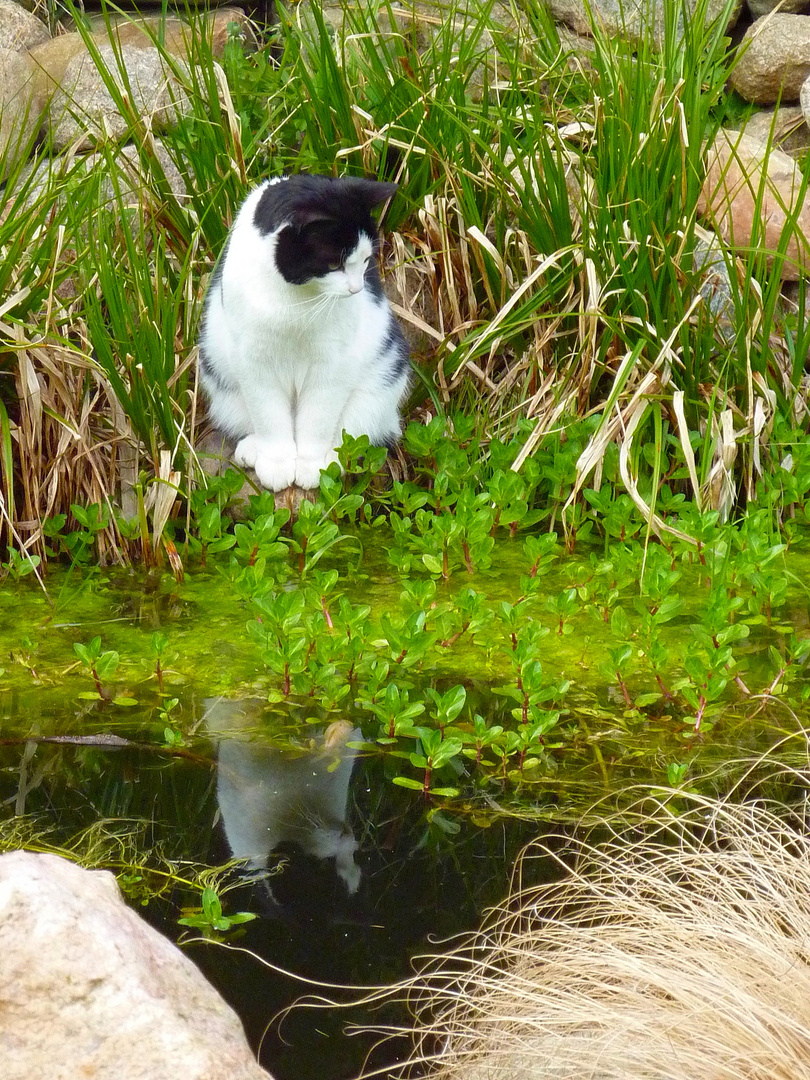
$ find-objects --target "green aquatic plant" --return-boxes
[73,636,121,702]
[0,815,247,907]
[177,886,257,939]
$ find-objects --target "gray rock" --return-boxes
[0,850,274,1080]
[693,226,737,333]
[306,0,530,103]
[730,14,810,104]
[0,0,48,50]
[747,0,809,16]
[740,104,810,159]
[14,140,187,213]
[0,47,44,179]
[48,41,193,151]
[545,0,742,45]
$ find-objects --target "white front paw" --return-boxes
[233,434,261,469]
[234,436,297,491]
[254,454,297,492]
[294,449,340,490]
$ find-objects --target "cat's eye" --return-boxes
[328,261,342,271]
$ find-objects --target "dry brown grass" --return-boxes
[363,787,810,1080]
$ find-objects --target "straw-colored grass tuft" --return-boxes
[382,798,810,1080]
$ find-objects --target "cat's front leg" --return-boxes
[291,378,348,489]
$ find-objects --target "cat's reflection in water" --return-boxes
[205,699,361,916]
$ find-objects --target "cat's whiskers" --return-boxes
[285,292,334,310]
[300,293,339,330]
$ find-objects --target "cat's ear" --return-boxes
[341,177,398,208]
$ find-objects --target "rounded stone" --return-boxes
[0,0,48,50]
[0,851,273,1080]
[47,41,193,151]
[698,128,810,280]
[0,47,44,179]
[730,14,810,104]
[545,0,742,44]
[747,0,809,16]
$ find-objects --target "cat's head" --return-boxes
[254,174,397,296]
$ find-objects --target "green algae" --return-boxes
[1,531,809,808]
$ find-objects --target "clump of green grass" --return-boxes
[0,0,807,567]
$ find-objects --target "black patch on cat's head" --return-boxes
[254,174,397,287]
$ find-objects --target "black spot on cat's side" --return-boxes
[380,320,411,387]
[199,347,238,393]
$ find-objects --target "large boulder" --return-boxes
[544,0,741,44]
[730,14,810,104]
[308,0,530,102]
[698,129,810,281]
[0,0,48,50]
[30,7,254,97]
[0,47,44,179]
[738,104,810,160]
[0,850,273,1080]
[747,0,809,16]
[12,139,187,218]
[46,41,193,150]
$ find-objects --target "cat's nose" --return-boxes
[347,280,363,295]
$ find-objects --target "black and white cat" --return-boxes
[199,174,410,491]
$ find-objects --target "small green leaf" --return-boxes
[392,776,425,791]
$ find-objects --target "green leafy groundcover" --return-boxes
[2,420,810,816]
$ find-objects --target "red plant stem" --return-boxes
[462,540,473,574]
[441,621,470,649]
[694,695,707,731]
[617,674,634,709]
[655,673,672,700]
[91,667,110,701]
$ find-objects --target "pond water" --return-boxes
[2,531,810,1076]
